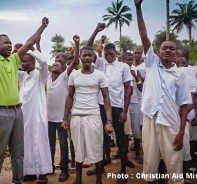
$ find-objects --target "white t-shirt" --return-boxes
[68,69,108,115]
[134,62,146,78]
[94,58,132,108]
[47,69,69,122]
[129,67,139,104]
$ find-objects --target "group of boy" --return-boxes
[1,1,197,184]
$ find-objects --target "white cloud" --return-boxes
[0,12,29,21]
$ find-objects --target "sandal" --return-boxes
[135,156,143,164]
[69,167,76,174]
[86,169,96,176]
[58,172,69,182]
[37,175,48,184]
[86,168,105,176]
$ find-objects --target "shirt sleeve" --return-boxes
[29,50,49,83]
[123,64,132,83]
[176,72,193,106]
[68,72,75,86]
[145,45,159,67]
[99,72,108,88]
[9,53,21,68]
[130,77,134,86]
[61,68,69,81]
[94,57,104,70]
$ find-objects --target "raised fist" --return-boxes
[97,43,104,53]
[134,0,143,6]
[101,35,107,44]
[96,23,105,32]
[42,17,49,28]
[73,35,80,43]
[68,46,75,55]
[12,43,23,53]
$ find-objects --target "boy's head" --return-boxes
[177,57,187,67]
[21,54,36,72]
[133,46,143,62]
[80,46,94,69]
[55,52,69,71]
[104,43,117,63]
[51,61,63,74]
[180,48,189,66]
[122,52,133,66]
[159,41,177,63]
[0,34,12,58]
[66,55,79,70]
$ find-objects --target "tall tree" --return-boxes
[102,0,132,45]
[153,28,180,51]
[51,34,65,44]
[166,0,170,40]
[169,0,197,49]
[114,35,137,52]
[190,40,197,64]
[50,34,67,58]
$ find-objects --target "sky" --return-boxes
[0,0,196,65]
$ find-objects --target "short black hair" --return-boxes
[122,52,133,58]
[67,55,74,61]
[160,41,177,50]
[57,52,69,61]
[134,46,143,52]
[104,43,116,51]
[80,46,94,56]
[180,49,189,61]
[0,34,8,41]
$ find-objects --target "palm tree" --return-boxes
[50,43,68,58]
[166,0,170,40]
[102,0,132,45]
[50,34,67,58]
[114,35,137,52]
[153,28,179,51]
[169,0,197,49]
[51,34,65,44]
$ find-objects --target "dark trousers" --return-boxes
[48,122,69,172]
[99,105,126,149]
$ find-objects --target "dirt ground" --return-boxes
[1,142,197,184]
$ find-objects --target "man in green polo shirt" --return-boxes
[0,17,49,184]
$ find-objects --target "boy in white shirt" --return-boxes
[135,0,192,183]
[62,46,113,184]
[47,35,80,182]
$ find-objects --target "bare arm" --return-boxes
[131,70,143,92]
[97,42,103,58]
[17,17,49,60]
[64,86,75,120]
[101,87,113,134]
[135,0,151,54]
[67,35,80,76]
[101,87,112,123]
[119,81,132,123]
[61,85,75,130]
[36,37,41,53]
[123,81,132,113]
[174,104,188,151]
[86,23,105,47]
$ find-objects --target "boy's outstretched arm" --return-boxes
[135,0,151,54]
[17,17,49,60]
